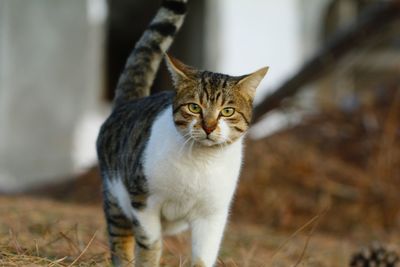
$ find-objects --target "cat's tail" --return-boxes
[114,0,188,104]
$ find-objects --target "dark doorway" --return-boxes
[105,0,206,101]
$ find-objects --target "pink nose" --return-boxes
[202,124,217,135]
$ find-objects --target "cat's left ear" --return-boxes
[165,54,196,87]
[237,67,269,98]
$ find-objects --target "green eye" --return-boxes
[220,107,235,117]
[188,103,202,114]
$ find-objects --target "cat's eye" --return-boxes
[220,107,235,117]
[188,103,202,114]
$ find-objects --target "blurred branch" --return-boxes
[253,0,400,122]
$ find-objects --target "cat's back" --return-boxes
[97,91,174,173]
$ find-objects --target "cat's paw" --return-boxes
[191,259,206,267]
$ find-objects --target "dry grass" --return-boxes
[0,196,109,266]
[235,84,400,235]
[2,195,392,267]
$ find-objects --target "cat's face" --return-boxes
[166,55,268,147]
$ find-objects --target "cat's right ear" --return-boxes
[165,54,195,87]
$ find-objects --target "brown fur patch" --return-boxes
[110,234,135,266]
[135,239,162,267]
[192,258,206,267]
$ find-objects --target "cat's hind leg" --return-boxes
[131,201,163,267]
[134,238,162,267]
[103,192,135,267]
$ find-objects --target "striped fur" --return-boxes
[114,0,188,105]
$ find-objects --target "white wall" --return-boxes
[207,0,304,103]
[0,0,106,191]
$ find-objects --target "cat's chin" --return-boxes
[197,138,226,147]
[199,139,216,147]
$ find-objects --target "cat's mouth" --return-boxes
[200,138,216,147]
[197,135,226,147]
[183,130,227,147]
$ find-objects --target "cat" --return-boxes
[96,0,268,266]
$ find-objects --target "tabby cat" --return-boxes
[96,0,268,266]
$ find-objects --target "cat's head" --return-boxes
[166,54,268,147]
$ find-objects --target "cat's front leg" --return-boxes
[190,211,228,267]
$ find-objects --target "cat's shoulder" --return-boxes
[101,91,174,127]
[97,90,175,150]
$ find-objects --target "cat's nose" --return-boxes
[202,123,217,135]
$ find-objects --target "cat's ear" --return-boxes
[237,67,269,98]
[165,54,195,87]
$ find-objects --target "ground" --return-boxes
[2,195,398,267]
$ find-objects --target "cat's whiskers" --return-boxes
[216,132,233,144]
[190,130,203,139]
[181,132,192,142]
[178,133,194,157]
[188,138,195,158]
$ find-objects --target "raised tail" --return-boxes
[114,0,188,104]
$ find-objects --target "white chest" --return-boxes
[142,106,243,220]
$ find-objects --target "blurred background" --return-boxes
[0,0,399,266]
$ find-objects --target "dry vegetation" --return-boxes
[1,81,399,266]
[0,196,371,267]
[236,84,400,235]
